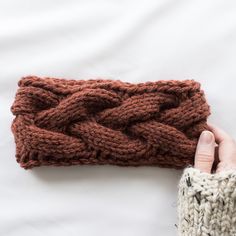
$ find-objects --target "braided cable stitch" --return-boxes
[11,76,211,169]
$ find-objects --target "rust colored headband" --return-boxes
[11,76,211,169]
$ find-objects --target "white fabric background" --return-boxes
[1,0,236,235]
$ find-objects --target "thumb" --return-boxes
[194,130,215,173]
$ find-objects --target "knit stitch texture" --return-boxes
[177,167,236,236]
[11,76,210,169]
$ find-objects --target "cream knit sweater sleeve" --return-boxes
[177,167,236,236]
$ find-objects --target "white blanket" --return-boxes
[1,0,236,235]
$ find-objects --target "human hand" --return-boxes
[194,123,236,173]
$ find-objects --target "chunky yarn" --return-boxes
[177,167,236,235]
[11,76,210,169]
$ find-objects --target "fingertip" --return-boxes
[199,130,215,144]
[206,123,231,143]
[206,122,217,132]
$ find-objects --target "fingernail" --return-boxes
[199,131,214,144]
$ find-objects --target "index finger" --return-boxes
[207,122,236,163]
[207,123,232,144]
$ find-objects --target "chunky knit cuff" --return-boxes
[177,167,236,236]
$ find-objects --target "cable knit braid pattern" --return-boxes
[177,167,236,236]
[11,76,210,169]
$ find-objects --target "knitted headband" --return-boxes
[11,76,211,169]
